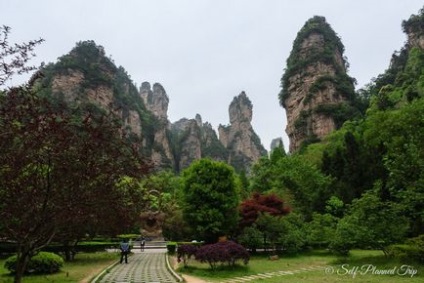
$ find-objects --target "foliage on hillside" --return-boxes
[279,16,356,107]
[279,16,366,151]
[250,7,424,256]
[235,7,424,256]
[37,40,157,155]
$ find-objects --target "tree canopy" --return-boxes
[182,158,239,243]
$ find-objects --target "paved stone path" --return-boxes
[207,265,323,283]
[94,248,182,283]
[93,242,323,283]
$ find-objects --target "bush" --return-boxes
[5,252,64,274]
[237,227,263,252]
[195,241,249,270]
[167,242,177,254]
[177,244,199,267]
[117,234,139,240]
[389,234,424,262]
[278,213,307,254]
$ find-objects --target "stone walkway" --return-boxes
[93,248,182,283]
[92,243,324,283]
[206,265,324,283]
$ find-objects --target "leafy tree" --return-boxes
[182,159,239,243]
[277,213,307,254]
[249,145,286,194]
[139,171,192,241]
[0,25,44,86]
[239,192,290,228]
[274,155,332,219]
[249,156,275,193]
[141,170,183,210]
[255,213,284,249]
[321,123,388,205]
[0,83,150,283]
[363,98,424,234]
[306,212,339,248]
[330,190,409,256]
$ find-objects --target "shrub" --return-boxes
[117,234,139,240]
[5,252,64,274]
[278,213,308,254]
[43,241,117,254]
[237,227,263,252]
[167,242,177,255]
[195,241,249,270]
[177,244,199,267]
[389,234,424,262]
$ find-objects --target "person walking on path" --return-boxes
[141,237,145,252]
[119,239,130,264]
[95,250,183,283]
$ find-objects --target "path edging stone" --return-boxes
[165,253,183,282]
[90,260,120,283]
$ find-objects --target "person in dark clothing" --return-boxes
[141,237,145,252]
[119,239,130,263]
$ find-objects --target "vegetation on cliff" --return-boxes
[279,16,355,106]
[261,6,424,254]
[280,16,366,151]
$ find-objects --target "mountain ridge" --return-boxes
[38,42,268,172]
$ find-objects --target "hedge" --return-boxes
[4,252,64,274]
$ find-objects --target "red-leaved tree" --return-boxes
[239,192,291,228]
[0,79,151,283]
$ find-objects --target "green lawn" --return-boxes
[177,250,424,283]
[0,252,118,283]
[1,250,422,283]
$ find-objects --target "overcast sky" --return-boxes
[2,0,423,151]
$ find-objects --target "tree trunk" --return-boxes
[63,242,73,261]
[14,249,30,283]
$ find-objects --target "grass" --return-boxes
[0,252,118,283]
[176,250,424,283]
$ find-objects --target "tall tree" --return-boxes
[330,190,409,256]
[0,83,150,283]
[182,159,239,243]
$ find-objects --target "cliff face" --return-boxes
[171,117,202,171]
[140,82,174,169]
[169,92,267,173]
[403,10,424,50]
[40,40,266,172]
[280,16,356,152]
[47,42,144,138]
[170,114,227,172]
[219,92,267,171]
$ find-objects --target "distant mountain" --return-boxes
[38,40,267,172]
